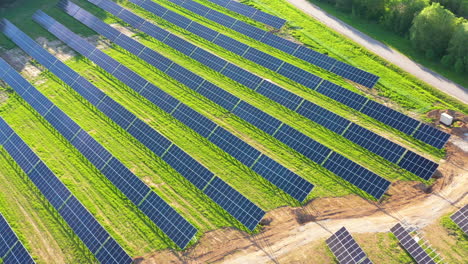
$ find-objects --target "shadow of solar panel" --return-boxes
[231,20,266,39]
[296,101,350,134]
[220,63,262,88]
[251,155,314,202]
[294,46,335,70]
[196,81,239,111]
[232,101,281,135]
[44,106,81,141]
[2,242,35,264]
[343,123,406,164]
[274,124,331,164]
[172,104,218,138]
[213,34,248,55]
[326,227,373,264]
[3,134,39,174]
[259,33,298,54]
[277,63,321,88]
[182,0,211,16]
[71,130,112,170]
[96,96,136,129]
[323,153,390,199]
[209,127,260,167]
[162,145,214,189]
[361,100,420,135]
[21,87,54,116]
[451,205,468,235]
[163,34,197,56]
[205,9,237,28]
[243,48,283,71]
[255,81,302,110]
[316,80,367,111]
[0,214,35,264]
[204,177,265,230]
[138,192,197,249]
[398,151,438,180]
[186,21,219,42]
[166,63,205,89]
[391,223,437,264]
[413,124,450,149]
[127,118,172,156]
[190,48,227,72]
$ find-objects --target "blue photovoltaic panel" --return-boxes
[274,124,331,164]
[323,153,390,199]
[451,205,468,235]
[205,9,237,28]
[213,34,249,56]
[162,145,214,189]
[255,81,303,111]
[391,223,437,264]
[251,155,313,202]
[71,130,112,170]
[186,21,219,42]
[277,63,322,89]
[343,123,405,164]
[196,81,239,111]
[294,45,335,70]
[260,33,298,54]
[3,134,40,174]
[138,192,197,249]
[70,77,107,106]
[203,0,286,28]
[220,63,262,89]
[0,118,131,264]
[21,87,54,116]
[166,63,205,89]
[139,48,173,72]
[0,213,35,264]
[209,127,261,167]
[413,123,450,149]
[326,227,373,264]
[231,102,281,136]
[243,47,283,71]
[190,48,227,72]
[162,10,191,29]
[203,177,265,230]
[96,96,136,129]
[171,104,218,138]
[398,151,438,181]
[181,0,211,17]
[316,80,368,111]
[126,118,172,156]
[296,101,350,135]
[163,34,197,56]
[140,20,170,41]
[231,20,266,40]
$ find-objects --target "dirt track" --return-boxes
[285,0,468,104]
[138,140,467,263]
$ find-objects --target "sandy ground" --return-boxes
[286,0,468,104]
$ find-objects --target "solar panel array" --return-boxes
[0,211,35,264]
[196,0,286,29]
[90,0,440,181]
[61,0,389,200]
[390,223,437,264]
[5,14,264,233]
[160,0,378,88]
[126,0,450,149]
[326,227,372,264]
[0,19,197,249]
[450,204,468,235]
[37,7,315,203]
[0,116,130,264]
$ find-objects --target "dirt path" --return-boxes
[285,0,468,104]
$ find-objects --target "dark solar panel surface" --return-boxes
[451,205,468,235]
[391,223,437,264]
[0,213,35,264]
[326,227,372,264]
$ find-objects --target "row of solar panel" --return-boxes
[1,19,198,250]
[101,1,438,181]
[65,1,390,200]
[126,0,450,150]
[451,204,468,235]
[326,227,372,264]
[188,0,285,29]
[0,212,35,264]
[21,11,266,234]
[43,4,315,203]
[161,0,378,88]
[391,223,438,264]
[0,115,131,264]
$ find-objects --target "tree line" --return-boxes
[316,0,468,74]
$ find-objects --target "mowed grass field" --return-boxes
[0,0,466,262]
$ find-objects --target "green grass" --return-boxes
[305,0,468,90]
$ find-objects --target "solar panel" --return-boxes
[243,47,283,71]
[202,0,286,28]
[451,205,468,235]
[205,9,237,28]
[390,223,437,264]
[296,101,350,135]
[0,213,35,264]
[0,26,197,248]
[326,227,372,264]
[204,177,266,231]
[255,81,303,111]
[212,34,249,56]
[413,123,451,150]
[220,63,263,89]
[0,118,131,264]
[230,20,266,40]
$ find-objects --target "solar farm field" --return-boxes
[0,0,466,263]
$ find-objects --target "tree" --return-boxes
[409,3,457,59]
[443,22,468,73]
[0,0,15,8]
[352,0,386,20]
[335,0,354,12]
[383,0,429,35]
